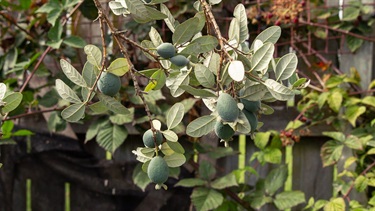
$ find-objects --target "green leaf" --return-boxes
[144,6,167,20]
[20,0,32,9]
[145,69,166,91]
[211,173,238,189]
[324,197,346,211]
[47,111,66,132]
[172,17,200,45]
[89,101,108,114]
[236,111,251,134]
[345,105,366,127]
[125,0,150,23]
[180,85,216,98]
[167,141,185,154]
[36,0,60,13]
[1,120,14,137]
[160,3,178,32]
[47,8,62,26]
[228,18,240,43]
[85,119,103,142]
[175,178,206,187]
[2,92,23,113]
[107,58,129,76]
[285,120,305,130]
[149,26,163,48]
[194,64,215,88]
[96,123,127,153]
[263,79,295,101]
[63,36,87,48]
[0,83,6,100]
[181,98,198,113]
[250,26,281,50]
[48,21,62,41]
[342,6,360,21]
[191,188,224,211]
[264,147,282,164]
[166,71,190,97]
[346,35,364,53]
[13,129,34,136]
[254,132,271,149]
[344,135,363,150]
[109,108,134,125]
[55,79,82,103]
[362,96,375,107]
[354,175,368,192]
[264,165,288,195]
[251,43,275,74]
[240,83,268,101]
[97,93,130,115]
[63,0,81,8]
[322,132,346,142]
[292,78,309,88]
[46,39,63,49]
[320,140,344,167]
[60,59,87,87]
[199,160,216,180]
[162,130,178,142]
[274,191,306,210]
[233,4,249,43]
[109,1,129,16]
[166,103,185,130]
[327,90,343,112]
[84,44,102,69]
[61,103,85,122]
[275,53,298,81]
[190,35,218,54]
[132,163,151,191]
[163,153,186,167]
[318,92,329,109]
[82,62,98,88]
[186,115,216,137]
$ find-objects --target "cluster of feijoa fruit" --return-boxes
[156,43,189,67]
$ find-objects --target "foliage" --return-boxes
[282,66,375,210]
[1,0,375,210]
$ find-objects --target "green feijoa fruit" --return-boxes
[142,129,163,148]
[216,93,239,122]
[240,99,261,113]
[215,121,235,140]
[170,55,189,67]
[97,72,121,97]
[243,110,258,133]
[156,43,176,59]
[147,156,169,184]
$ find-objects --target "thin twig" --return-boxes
[300,20,375,42]
[0,11,35,39]
[2,107,64,122]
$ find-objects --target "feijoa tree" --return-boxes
[1,0,309,210]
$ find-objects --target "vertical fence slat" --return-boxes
[26,179,32,211]
[65,182,70,211]
[238,135,246,183]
